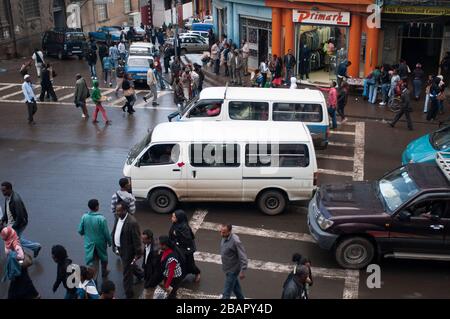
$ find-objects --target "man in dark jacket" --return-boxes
[140,229,162,299]
[281,264,309,299]
[283,49,296,85]
[87,49,98,79]
[111,203,143,298]
[51,245,77,299]
[389,82,413,130]
[398,59,409,81]
[39,64,57,102]
[1,181,41,257]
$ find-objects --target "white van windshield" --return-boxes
[127,131,152,165]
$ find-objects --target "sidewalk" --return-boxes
[182,55,447,126]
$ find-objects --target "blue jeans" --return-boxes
[381,83,390,103]
[328,107,337,128]
[369,84,378,104]
[17,228,41,254]
[222,272,245,299]
[155,71,166,90]
[413,79,422,99]
[89,64,97,78]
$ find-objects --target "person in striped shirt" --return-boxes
[111,178,136,215]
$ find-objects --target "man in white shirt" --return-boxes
[32,48,45,78]
[143,64,159,106]
[22,74,37,125]
[241,40,250,76]
[118,41,127,61]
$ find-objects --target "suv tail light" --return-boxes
[313,172,318,186]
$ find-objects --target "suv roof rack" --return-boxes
[436,151,450,181]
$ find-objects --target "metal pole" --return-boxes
[173,0,178,57]
[6,0,17,58]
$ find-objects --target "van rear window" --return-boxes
[229,102,269,121]
[245,144,310,167]
[273,103,323,122]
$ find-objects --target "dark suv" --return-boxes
[308,152,450,269]
[42,28,86,60]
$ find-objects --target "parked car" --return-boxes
[129,42,157,57]
[88,26,121,43]
[123,121,318,215]
[179,35,209,54]
[42,28,86,60]
[179,32,209,44]
[186,30,210,39]
[402,125,450,164]
[125,55,154,83]
[191,23,214,32]
[123,26,146,42]
[308,151,450,269]
[184,17,201,28]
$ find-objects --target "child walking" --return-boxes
[91,80,111,125]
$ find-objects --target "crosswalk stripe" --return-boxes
[353,122,365,181]
[330,130,356,136]
[318,168,353,177]
[317,154,354,161]
[200,221,316,243]
[0,84,16,92]
[58,93,74,101]
[328,141,355,148]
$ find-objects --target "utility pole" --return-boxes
[172,0,179,57]
[5,0,17,58]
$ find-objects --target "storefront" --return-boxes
[381,5,450,76]
[293,9,351,82]
[240,17,272,69]
[266,0,377,80]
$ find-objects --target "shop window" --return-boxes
[190,144,240,167]
[23,0,40,18]
[273,103,323,123]
[229,101,269,121]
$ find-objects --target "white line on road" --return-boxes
[0,99,177,110]
[0,84,16,92]
[328,141,355,148]
[189,209,209,235]
[317,154,354,161]
[200,221,316,243]
[318,168,354,177]
[343,270,360,299]
[353,122,365,181]
[58,93,74,101]
[329,130,356,136]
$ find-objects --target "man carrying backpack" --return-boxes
[111,178,136,215]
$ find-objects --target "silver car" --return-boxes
[179,35,209,53]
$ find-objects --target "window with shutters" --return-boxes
[97,4,108,21]
[0,0,10,40]
[124,0,132,13]
[23,0,40,18]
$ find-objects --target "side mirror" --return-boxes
[398,210,412,222]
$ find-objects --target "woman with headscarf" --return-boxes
[169,209,201,283]
[51,245,77,299]
[1,227,40,299]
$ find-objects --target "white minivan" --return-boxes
[172,87,330,149]
[123,121,318,215]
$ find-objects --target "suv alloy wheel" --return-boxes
[335,237,375,269]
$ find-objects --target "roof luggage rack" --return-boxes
[436,151,450,181]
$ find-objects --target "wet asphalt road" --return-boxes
[0,56,449,299]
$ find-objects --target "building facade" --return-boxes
[212,0,272,69]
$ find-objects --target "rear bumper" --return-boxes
[307,198,338,250]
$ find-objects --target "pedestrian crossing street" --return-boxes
[0,82,177,111]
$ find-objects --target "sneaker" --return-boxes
[82,114,86,118]
[379,102,386,106]
[109,83,113,87]
[92,120,99,124]
[106,120,112,125]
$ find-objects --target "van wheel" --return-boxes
[257,190,286,216]
[58,51,64,60]
[335,237,375,269]
[148,189,177,214]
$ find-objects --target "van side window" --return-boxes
[189,144,240,167]
[229,102,269,121]
[273,103,323,122]
[188,100,223,118]
[245,144,309,167]
[140,144,180,166]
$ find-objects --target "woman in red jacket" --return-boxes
[159,235,184,299]
[317,80,338,129]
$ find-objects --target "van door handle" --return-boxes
[172,169,181,172]
[192,170,197,178]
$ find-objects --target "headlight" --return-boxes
[317,214,334,230]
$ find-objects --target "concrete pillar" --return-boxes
[282,9,294,56]
[365,25,380,76]
[271,8,282,57]
[348,14,362,77]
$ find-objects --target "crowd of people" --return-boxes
[0,179,312,299]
